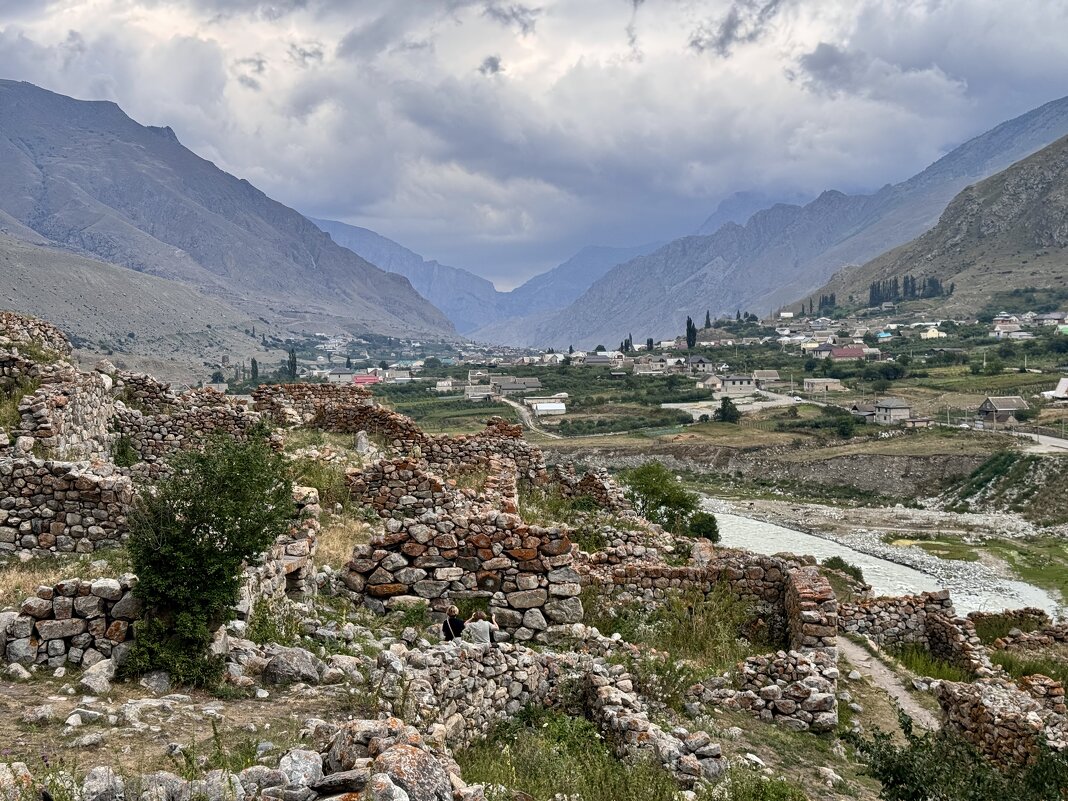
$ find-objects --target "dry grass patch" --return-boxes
[316,515,372,571]
[0,549,132,608]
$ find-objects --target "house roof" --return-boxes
[831,347,866,359]
[875,397,911,409]
[851,403,876,414]
[982,395,1029,410]
[725,374,753,381]
[752,370,780,379]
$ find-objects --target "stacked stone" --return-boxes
[113,371,178,412]
[0,458,132,557]
[586,662,725,787]
[0,310,73,357]
[1017,674,1068,716]
[785,567,837,654]
[690,649,839,732]
[925,612,992,676]
[1,575,139,667]
[838,589,955,645]
[993,621,1068,652]
[252,383,372,426]
[13,369,115,460]
[347,457,473,517]
[937,679,1068,766]
[552,462,632,513]
[239,486,321,615]
[114,402,264,463]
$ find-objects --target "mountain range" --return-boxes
[512,95,1068,348]
[312,217,657,336]
[814,133,1068,316]
[0,79,453,351]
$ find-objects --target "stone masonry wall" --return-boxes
[0,311,72,358]
[252,383,371,426]
[1,575,139,668]
[0,458,133,557]
[13,368,115,460]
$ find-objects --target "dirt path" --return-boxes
[837,637,941,731]
[500,396,563,439]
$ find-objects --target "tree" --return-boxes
[688,511,720,542]
[619,462,698,534]
[345,355,352,369]
[595,344,607,352]
[250,358,258,382]
[568,344,575,355]
[704,310,712,329]
[210,370,225,383]
[122,434,295,686]
[685,316,697,349]
[379,359,389,370]
[286,348,298,381]
[713,397,741,423]
[424,356,442,368]
[646,337,654,351]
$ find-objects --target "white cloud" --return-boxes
[1,0,1066,285]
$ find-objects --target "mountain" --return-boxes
[695,191,810,236]
[525,95,1068,348]
[310,218,499,334]
[0,80,453,339]
[813,133,1068,316]
[0,232,277,382]
[311,216,657,339]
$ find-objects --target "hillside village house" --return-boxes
[697,374,723,391]
[491,376,542,395]
[434,378,457,393]
[919,327,948,340]
[874,397,912,425]
[752,369,781,388]
[687,356,716,374]
[830,346,870,362]
[633,361,666,376]
[326,367,357,384]
[977,396,1030,427]
[850,402,876,424]
[723,374,756,396]
[1037,312,1067,326]
[352,373,381,386]
[464,384,495,402]
[803,377,846,392]
[530,401,566,416]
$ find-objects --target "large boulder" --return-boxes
[371,745,451,801]
[263,647,324,685]
[79,658,116,695]
[82,767,125,801]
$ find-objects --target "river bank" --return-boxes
[704,497,1064,617]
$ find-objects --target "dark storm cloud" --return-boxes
[793,43,871,95]
[689,0,786,57]
[233,55,267,90]
[478,55,502,75]
[482,2,540,35]
[287,42,323,66]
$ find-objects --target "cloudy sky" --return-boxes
[2,0,1067,287]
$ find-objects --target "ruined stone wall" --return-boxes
[0,311,72,358]
[252,383,372,426]
[785,567,837,653]
[968,608,1052,637]
[992,621,1068,652]
[0,458,132,557]
[113,402,264,464]
[937,679,1068,765]
[551,463,632,513]
[13,368,115,460]
[1,575,139,668]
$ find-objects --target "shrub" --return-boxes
[847,710,1068,801]
[289,457,350,512]
[246,597,303,647]
[687,510,720,542]
[112,434,138,467]
[714,396,742,423]
[822,555,864,583]
[618,461,698,533]
[122,433,295,686]
[707,766,809,801]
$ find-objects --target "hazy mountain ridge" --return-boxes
[815,133,1068,315]
[312,216,657,339]
[526,95,1068,348]
[0,80,454,339]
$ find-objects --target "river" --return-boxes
[715,511,1063,617]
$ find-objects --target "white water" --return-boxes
[715,512,1063,617]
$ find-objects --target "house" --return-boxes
[723,374,755,396]
[814,343,835,359]
[464,385,494,402]
[523,393,569,406]
[830,346,867,362]
[976,396,1029,427]
[326,367,357,384]
[874,397,912,425]
[697,374,723,391]
[991,323,1022,340]
[850,402,876,423]
[352,373,381,386]
[531,401,566,416]
[803,378,846,392]
[434,379,457,393]
[491,376,542,395]
[779,311,795,319]
[584,352,623,367]
[633,361,665,376]
[687,356,716,374]
[384,370,412,383]
[468,370,490,385]
[752,369,781,388]
[1042,377,1068,401]
[919,327,947,340]
[1037,312,1067,326]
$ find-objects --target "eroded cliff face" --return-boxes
[543,442,986,499]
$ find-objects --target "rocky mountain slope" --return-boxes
[816,133,1068,316]
[0,80,453,339]
[0,233,276,382]
[313,216,655,338]
[525,95,1068,348]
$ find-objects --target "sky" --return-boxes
[2,1,1067,289]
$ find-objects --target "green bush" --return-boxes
[822,556,864,583]
[971,613,1044,645]
[112,434,139,467]
[618,461,698,533]
[246,598,303,647]
[289,457,350,512]
[122,433,295,686]
[847,710,1068,801]
[713,766,809,800]
[687,510,720,542]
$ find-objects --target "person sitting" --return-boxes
[464,610,498,645]
[441,605,465,642]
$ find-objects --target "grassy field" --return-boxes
[372,393,519,434]
[983,537,1068,603]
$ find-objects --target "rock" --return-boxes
[139,671,172,695]
[263,647,323,685]
[20,704,54,724]
[278,750,323,788]
[79,658,116,695]
[90,578,123,601]
[543,597,583,624]
[82,766,124,801]
[6,663,32,681]
[372,744,452,801]
[310,766,372,795]
[0,763,34,800]
[365,773,411,801]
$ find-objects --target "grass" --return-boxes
[315,515,372,571]
[990,648,1068,686]
[971,612,1045,645]
[0,377,39,431]
[890,644,972,682]
[289,457,352,512]
[887,537,981,562]
[0,548,132,607]
[246,597,304,647]
[455,707,685,801]
[983,537,1068,605]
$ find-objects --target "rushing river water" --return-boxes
[715,512,1063,617]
